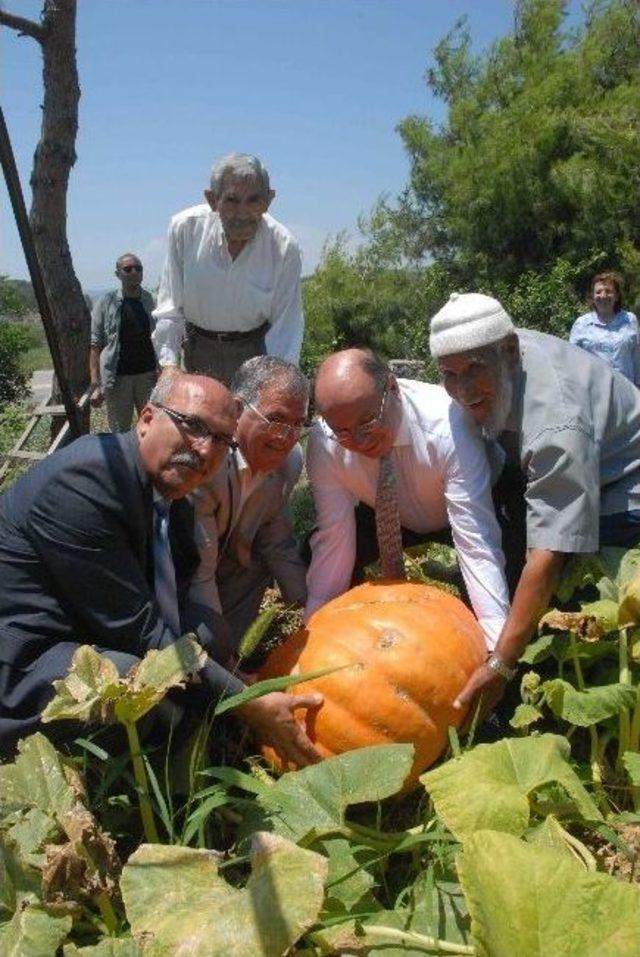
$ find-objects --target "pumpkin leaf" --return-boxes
[42,637,207,728]
[0,895,72,957]
[5,808,59,866]
[0,835,42,915]
[520,633,558,664]
[120,834,327,957]
[458,830,640,957]
[0,734,76,820]
[63,940,142,955]
[542,679,637,727]
[509,703,543,730]
[526,815,597,870]
[242,744,415,844]
[538,607,613,641]
[420,734,601,841]
[618,567,640,627]
[320,837,377,912]
[41,646,120,725]
[554,554,612,603]
[622,751,640,787]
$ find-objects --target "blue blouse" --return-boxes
[569,309,640,385]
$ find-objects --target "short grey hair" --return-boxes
[116,252,142,269]
[149,368,183,405]
[209,153,271,198]
[232,356,309,407]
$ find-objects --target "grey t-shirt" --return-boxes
[500,328,640,553]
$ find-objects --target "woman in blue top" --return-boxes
[570,271,640,385]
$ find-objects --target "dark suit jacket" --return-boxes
[0,431,241,752]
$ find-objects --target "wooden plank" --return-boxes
[7,450,46,462]
[34,403,66,416]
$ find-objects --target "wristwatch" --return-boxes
[486,652,517,682]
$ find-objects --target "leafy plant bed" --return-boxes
[3,550,640,955]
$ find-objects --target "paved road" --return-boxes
[29,369,53,406]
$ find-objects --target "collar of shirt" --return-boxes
[232,446,270,503]
[392,388,414,447]
[584,309,625,329]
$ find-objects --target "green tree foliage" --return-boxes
[387,0,640,291]
[301,235,454,371]
[303,0,640,368]
[0,321,32,403]
[0,276,28,318]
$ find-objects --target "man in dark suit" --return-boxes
[0,370,322,765]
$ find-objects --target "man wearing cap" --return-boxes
[152,153,303,386]
[429,292,640,716]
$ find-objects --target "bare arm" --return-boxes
[454,548,565,718]
[89,346,104,407]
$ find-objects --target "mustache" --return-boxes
[169,451,203,470]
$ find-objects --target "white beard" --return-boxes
[481,368,514,441]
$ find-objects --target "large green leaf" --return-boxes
[458,830,640,957]
[41,646,120,724]
[0,834,42,915]
[0,895,72,957]
[0,733,76,820]
[6,807,59,865]
[243,744,415,844]
[420,735,601,841]
[41,636,207,727]
[509,703,543,730]
[622,751,640,787]
[64,940,142,955]
[542,679,637,726]
[618,566,640,626]
[320,837,377,912]
[121,834,327,957]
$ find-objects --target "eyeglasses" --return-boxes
[154,403,238,449]
[244,400,309,442]
[324,383,389,445]
[121,264,143,273]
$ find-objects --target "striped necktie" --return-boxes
[375,453,406,580]
[153,499,181,636]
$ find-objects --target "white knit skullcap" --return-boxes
[429,292,515,358]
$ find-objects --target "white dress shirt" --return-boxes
[152,204,304,366]
[306,379,509,647]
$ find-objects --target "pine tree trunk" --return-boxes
[27,0,89,418]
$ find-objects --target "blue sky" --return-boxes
[2,0,581,291]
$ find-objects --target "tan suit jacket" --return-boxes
[189,445,307,614]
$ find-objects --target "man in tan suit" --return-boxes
[189,356,309,652]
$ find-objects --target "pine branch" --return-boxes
[0,9,45,44]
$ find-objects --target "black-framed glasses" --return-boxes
[154,403,238,450]
[324,383,389,445]
[244,399,309,442]
[121,264,143,273]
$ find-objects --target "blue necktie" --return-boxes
[153,499,181,637]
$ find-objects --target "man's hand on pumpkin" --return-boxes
[453,662,508,729]
[238,691,324,768]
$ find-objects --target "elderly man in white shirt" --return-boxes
[152,153,303,385]
[306,348,510,651]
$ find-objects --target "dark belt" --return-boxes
[186,320,270,343]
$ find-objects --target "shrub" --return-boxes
[0,320,34,403]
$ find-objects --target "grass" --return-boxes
[21,342,53,374]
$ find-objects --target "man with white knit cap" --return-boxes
[429,292,640,716]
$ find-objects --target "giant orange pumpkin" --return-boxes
[259,581,487,785]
